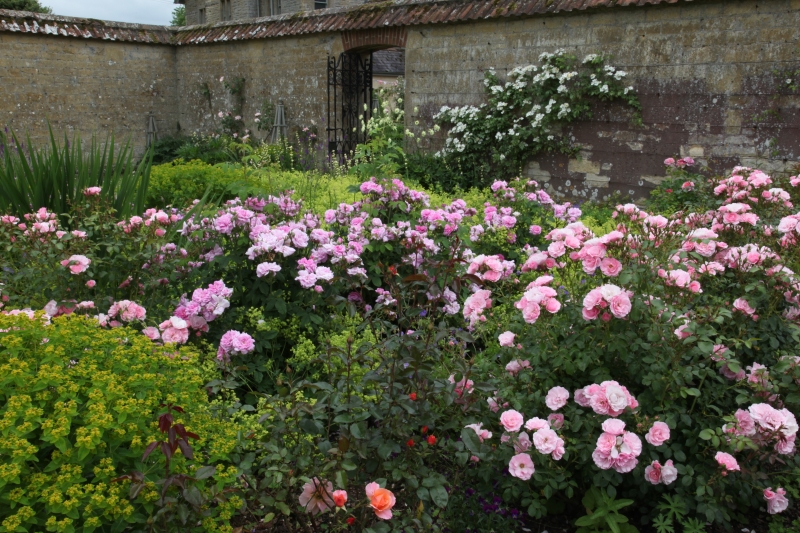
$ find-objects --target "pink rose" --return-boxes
[498,331,516,347]
[764,487,789,514]
[661,460,678,485]
[532,428,559,454]
[733,298,755,315]
[734,409,756,436]
[505,360,522,375]
[86,280,96,288]
[547,413,564,430]
[595,432,617,454]
[142,327,161,341]
[601,419,626,436]
[545,386,570,411]
[599,257,622,277]
[60,254,91,275]
[715,451,740,471]
[645,422,670,446]
[500,410,524,432]
[749,403,786,432]
[525,417,550,432]
[508,453,535,480]
[644,461,662,484]
[609,293,632,319]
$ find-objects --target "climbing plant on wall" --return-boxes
[432,49,642,188]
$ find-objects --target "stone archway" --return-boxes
[327,28,408,155]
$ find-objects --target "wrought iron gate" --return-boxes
[327,52,373,156]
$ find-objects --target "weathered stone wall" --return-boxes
[0,31,178,154]
[2,0,800,200]
[406,0,800,200]
[174,32,342,141]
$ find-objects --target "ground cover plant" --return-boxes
[2,157,799,532]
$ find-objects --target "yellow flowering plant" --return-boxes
[0,314,243,533]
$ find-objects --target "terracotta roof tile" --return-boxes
[0,8,172,43]
[1,0,696,46]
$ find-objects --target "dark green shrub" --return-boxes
[147,160,249,208]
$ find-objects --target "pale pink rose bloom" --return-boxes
[592,448,614,470]
[622,432,643,456]
[60,254,91,275]
[299,478,334,515]
[616,454,640,474]
[86,280,96,288]
[779,409,798,437]
[465,423,492,442]
[498,331,516,347]
[525,417,550,432]
[545,386,570,411]
[775,434,796,455]
[599,257,622,277]
[604,384,629,414]
[764,487,789,514]
[545,298,561,313]
[487,398,500,413]
[733,298,755,315]
[142,327,161,341]
[601,419,626,436]
[609,293,632,319]
[574,388,591,407]
[532,428,559,454]
[552,437,565,460]
[505,360,522,375]
[589,392,611,415]
[749,403,785,432]
[715,451,740,471]
[582,306,601,321]
[645,422,671,446]
[514,432,532,453]
[508,453,535,480]
[595,433,617,455]
[83,186,102,196]
[661,460,678,485]
[500,410,524,432]
[470,455,480,463]
[644,461,662,484]
[733,409,756,436]
[522,302,541,323]
[547,413,564,430]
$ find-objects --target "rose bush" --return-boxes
[1,163,799,531]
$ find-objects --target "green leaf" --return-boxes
[698,429,714,440]
[194,465,216,480]
[300,419,323,435]
[416,487,430,501]
[350,422,367,440]
[460,427,481,453]
[429,485,448,508]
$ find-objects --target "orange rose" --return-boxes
[365,482,396,520]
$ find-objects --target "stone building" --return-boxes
[176,0,366,25]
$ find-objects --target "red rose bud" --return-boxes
[407,439,415,447]
[347,517,356,526]
[421,425,428,434]
[427,435,437,446]
[409,392,417,401]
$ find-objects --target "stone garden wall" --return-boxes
[0,22,178,151]
[406,0,800,200]
[1,0,800,199]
